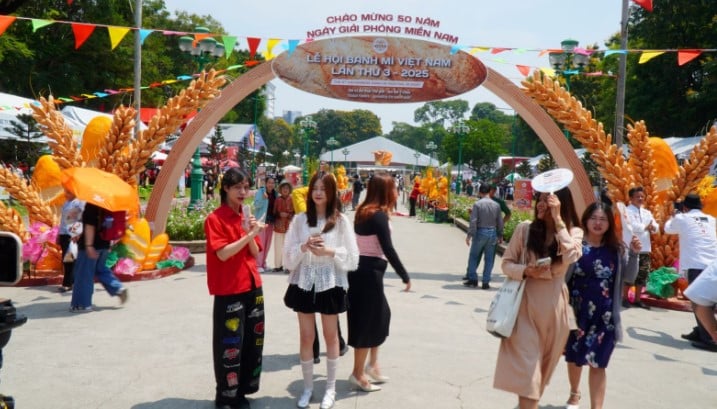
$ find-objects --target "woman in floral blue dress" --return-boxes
[564,201,639,409]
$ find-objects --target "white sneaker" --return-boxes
[258,267,265,273]
[319,390,336,409]
[297,389,312,408]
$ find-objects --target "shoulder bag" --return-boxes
[486,227,528,338]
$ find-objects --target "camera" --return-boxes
[0,231,29,409]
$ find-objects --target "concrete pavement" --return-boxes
[2,200,716,408]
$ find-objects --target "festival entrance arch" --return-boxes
[145,62,593,233]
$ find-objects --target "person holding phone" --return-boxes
[204,168,266,409]
[283,173,359,409]
[494,188,583,409]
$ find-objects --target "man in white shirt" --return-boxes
[621,186,659,309]
[684,262,717,349]
[664,193,717,351]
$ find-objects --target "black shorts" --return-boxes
[284,284,347,315]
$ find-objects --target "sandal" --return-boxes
[566,391,580,409]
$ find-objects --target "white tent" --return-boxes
[0,92,84,142]
[319,136,433,167]
[61,105,147,130]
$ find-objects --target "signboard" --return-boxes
[272,36,487,103]
[513,179,533,210]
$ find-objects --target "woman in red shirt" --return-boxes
[204,168,265,409]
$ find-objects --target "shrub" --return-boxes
[165,200,217,240]
[448,194,534,242]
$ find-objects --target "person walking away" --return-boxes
[272,180,295,273]
[352,174,363,211]
[57,189,85,292]
[664,193,717,351]
[564,202,639,409]
[347,172,411,392]
[70,203,128,312]
[204,168,266,409]
[620,186,658,309]
[205,169,217,201]
[494,187,582,409]
[283,173,359,409]
[463,184,504,289]
[253,176,278,272]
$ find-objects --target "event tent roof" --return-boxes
[0,92,84,142]
[319,136,434,167]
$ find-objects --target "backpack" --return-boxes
[98,210,127,241]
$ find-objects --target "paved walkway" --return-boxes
[2,199,716,408]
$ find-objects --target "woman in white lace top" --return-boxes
[283,173,359,409]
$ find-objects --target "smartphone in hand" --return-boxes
[536,257,552,267]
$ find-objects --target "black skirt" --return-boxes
[347,256,390,348]
[284,284,347,315]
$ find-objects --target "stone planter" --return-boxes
[169,240,206,254]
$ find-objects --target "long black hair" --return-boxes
[219,168,250,204]
[306,172,341,233]
[527,187,580,260]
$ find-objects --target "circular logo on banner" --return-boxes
[272,36,487,103]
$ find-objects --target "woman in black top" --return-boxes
[347,172,411,392]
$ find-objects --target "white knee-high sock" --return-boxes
[300,359,314,391]
[325,358,339,392]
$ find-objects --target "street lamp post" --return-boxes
[178,27,225,211]
[294,152,300,166]
[326,137,339,168]
[426,141,437,166]
[341,148,350,169]
[413,151,421,173]
[299,116,317,185]
[282,150,290,167]
[450,120,469,195]
[548,39,589,141]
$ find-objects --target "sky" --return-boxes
[163,0,625,133]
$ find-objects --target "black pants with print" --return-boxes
[213,288,264,404]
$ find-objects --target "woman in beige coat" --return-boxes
[494,188,583,409]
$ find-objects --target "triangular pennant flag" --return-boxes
[677,50,701,66]
[470,47,490,54]
[71,23,96,49]
[516,65,531,76]
[638,51,664,64]
[265,38,281,60]
[222,36,237,59]
[226,64,244,71]
[603,50,626,57]
[93,92,109,98]
[540,67,556,77]
[247,37,261,59]
[633,0,653,12]
[450,45,461,55]
[514,48,527,55]
[139,29,153,45]
[32,19,54,32]
[287,39,300,55]
[107,26,130,50]
[538,49,562,58]
[584,71,604,76]
[492,57,507,64]
[0,16,16,36]
[67,0,74,5]
[491,47,510,54]
[194,32,211,44]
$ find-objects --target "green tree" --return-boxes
[592,1,717,137]
[296,110,381,157]
[258,116,294,161]
[516,160,533,178]
[537,154,557,174]
[208,124,226,173]
[414,100,469,127]
[442,119,507,179]
[3,113,44,166]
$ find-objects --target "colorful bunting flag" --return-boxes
[633,0,653,12]
[677,50,701,66]
[265,38,281,60]
[107,26,130,50]
[222,36,237,59]
[31,19,53,32]
[639,51,665,64]
[0,16,16,36]
[516,65,531,76]
[71,23,95,49]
